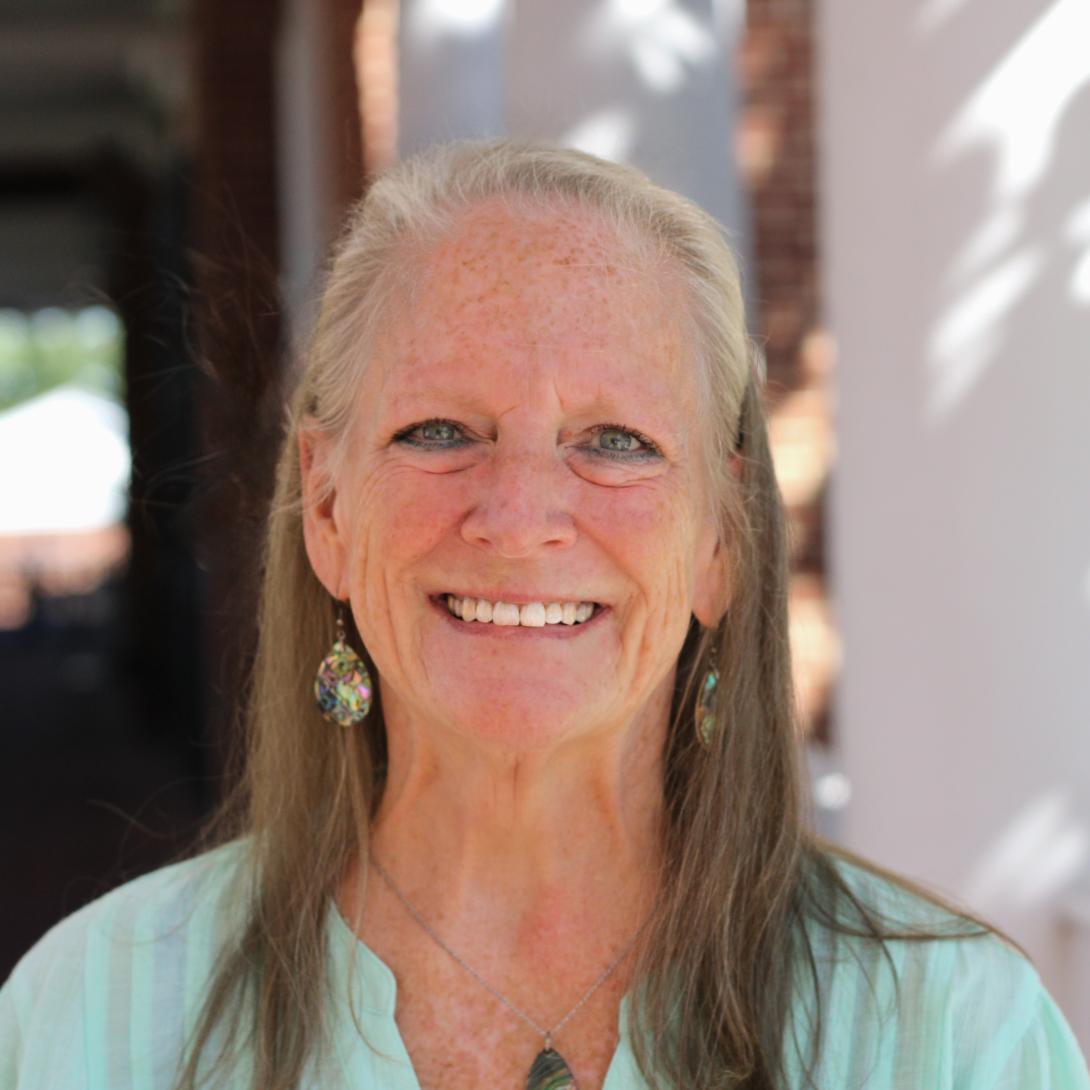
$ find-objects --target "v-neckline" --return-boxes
[325,897,643,1089]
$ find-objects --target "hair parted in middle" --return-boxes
[174,139,1004,1090]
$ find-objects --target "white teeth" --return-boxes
[442,595,598,626]
[492,602,521,625]
[519,603,547,627]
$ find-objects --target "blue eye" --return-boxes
[392,418,471,448]
[394,412,662,455]
[591,423,660,460]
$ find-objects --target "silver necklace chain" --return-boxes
[371,856,649,1051]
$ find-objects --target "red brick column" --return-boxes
[740,0,838,743]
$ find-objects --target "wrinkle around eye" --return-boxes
[577,457,668,482]
[382,439,673,485]
[385,449,483,475]
[382,456,474,478]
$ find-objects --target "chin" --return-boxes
[438,690,598,752]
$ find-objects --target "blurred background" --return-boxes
[1,0,1087,1051]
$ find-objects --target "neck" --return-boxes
[355,688,668,956]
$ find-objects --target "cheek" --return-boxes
[342,467,456,602]
[588,479,697,558]
[590,483,701,595]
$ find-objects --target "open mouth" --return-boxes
[429,594,608,633]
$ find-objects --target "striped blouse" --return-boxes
[2,838,1088,1089]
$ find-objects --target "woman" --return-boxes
[2,140,1088,1090]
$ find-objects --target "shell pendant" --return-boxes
[527,1047,578,1089]
[314,638,373,726]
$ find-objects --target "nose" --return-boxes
[460,441,577,557]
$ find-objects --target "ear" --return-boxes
[691,455,742,627]
[299,421,350,600]
[692,533,732,628]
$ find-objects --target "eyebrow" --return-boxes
[385,389,490,415]
[384,388,682,442]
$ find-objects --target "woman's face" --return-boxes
[302,199,729,753]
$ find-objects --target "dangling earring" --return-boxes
[695,639,721,747]
[314,601,374,726]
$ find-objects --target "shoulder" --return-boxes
[6,837,251,990]
[0,838,253,1090]
[791,848,1089,1089]
[816,847,1040,1005]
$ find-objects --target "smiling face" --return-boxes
[300,198,729,753]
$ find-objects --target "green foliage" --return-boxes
[0,306,125,412]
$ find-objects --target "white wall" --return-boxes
[396,0,750,268]
[819,0,1090,1041]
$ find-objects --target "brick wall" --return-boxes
[740,0,838,743]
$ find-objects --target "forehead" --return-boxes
[372,199,699,415]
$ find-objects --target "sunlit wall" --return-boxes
[396,0,750,263]
[820,0,1090,1044]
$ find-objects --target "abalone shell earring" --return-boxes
[695,639,721,747]
[314,602,374,726]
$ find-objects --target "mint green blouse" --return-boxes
[2,839,1088,1089]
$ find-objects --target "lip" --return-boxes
[428,594,611,638]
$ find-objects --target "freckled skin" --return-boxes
[320,201,727,753]
[302,199,730,1089]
